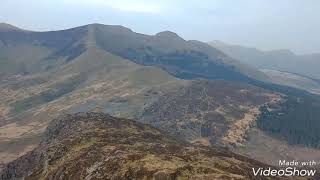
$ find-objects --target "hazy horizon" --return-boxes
[1,0,320,54]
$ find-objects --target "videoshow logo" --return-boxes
[252,160,317,177]
[253,167,316,177]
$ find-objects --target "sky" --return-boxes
[1,0,320,54]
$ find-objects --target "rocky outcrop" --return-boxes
[0,112,281,180]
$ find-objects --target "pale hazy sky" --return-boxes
[1,0,320,54]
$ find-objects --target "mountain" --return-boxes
[0,34,182,165]
[0,112,279,180]
[0,23,269,82]
[1,23,320,175]
[3,23,317,99]
[208,40,320,79]
[1,23,313,97]
[0,23,24,32]
[261,69,320,94]
[0,47,184,165]
[90,24,270,82]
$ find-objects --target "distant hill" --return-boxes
[0,23,24,32]
[209,40,320,79]
[0,112,284,180]
[261,69,320,94]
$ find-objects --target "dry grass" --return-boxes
[222,107,259,146]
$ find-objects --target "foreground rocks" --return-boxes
[0,112,287,180]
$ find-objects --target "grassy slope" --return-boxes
[0,44,182,165]
[0,45,53,79]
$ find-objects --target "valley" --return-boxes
[0,23,320,179]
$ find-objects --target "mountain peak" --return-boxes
[155,31,182,39]
[86,23,133,34]
[0,23,22,32]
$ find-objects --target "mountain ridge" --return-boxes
[0,23,24,32]
[208,40,320,79]
[0,23,269,82]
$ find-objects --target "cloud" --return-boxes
[64,0,165,14]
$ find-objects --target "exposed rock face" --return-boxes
[0,112,280,180]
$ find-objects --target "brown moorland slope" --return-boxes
[140,80,281,147]
[0,112,291,180]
